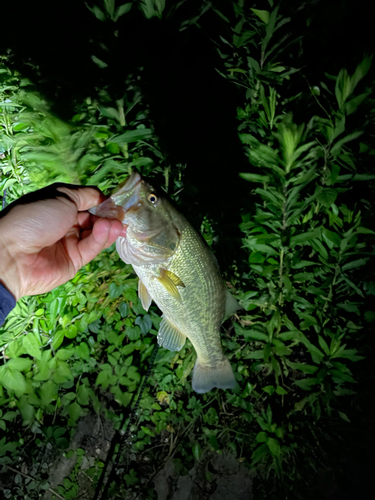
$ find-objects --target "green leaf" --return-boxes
[76,342,90,359]
[64,392,76,401]
[336,174,375,182]
[69,402,82,424]
[278,331,301,341]
[51,329,65,350]
[127,326,141,341]
[124,355,133,367]
[276,386,288,395]
[104,0,115,17]
[241,329,268,342]
[267,437,281,457]
[350,55,373,94]
[110,129,153,145]
[135,315,152,335]
[346,93,369,115]
[248,252,266,264]
[88,320,101,334]
[331,346,363,361]
[289,228,321,247]
[86,4,106,21]
[96,370,109,387]
[141,425,155,437]
[7,358,32,372]
[192,443,202,461]
[255,431,268,443]
[262,385,275,395]
[239,173,270,183]
[341,275,364,297]
[331,131,363,156]
[209,434,219,450]
[114,3,132,21]
[18,396,35,423]
[48,299,59,324]
[317,188,338,208]
[91,55,108,68]
[119,301,129,318]
[245,350,264,360]
[106,142,120,154]
[109,283,125,299]
[99,106,120,122]
[318,336,330,355]
[338,411,351,423]
[245,242,279,256]
[286,360,318,374]
[322,228,341,249]
[342,258,367,271]
[0,178,16,192]
[53,361,73,384]
[40,380,58,406]
[251,8,270,24]
[251,443,269,464]
[22,333,42,360]
[294,378,319,390]
[65,325,78,339]
[2,411,17,421]
[356,226,375,234]
[77,385,89,406]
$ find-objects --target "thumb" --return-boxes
[77,218,124,265]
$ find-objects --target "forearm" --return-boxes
[0,282,16,326]
[0,216,22,300]
[0,218,18,324]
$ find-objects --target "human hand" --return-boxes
[0,183,125,301]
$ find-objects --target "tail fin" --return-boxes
[192,357,238,394]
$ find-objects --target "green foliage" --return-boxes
[215,1,375,493]
[1,2,375,499]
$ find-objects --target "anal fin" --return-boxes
[157,317,186,352]
[138,279,152,311]
[224,289,241,321]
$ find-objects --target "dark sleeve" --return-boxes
[0,283,16,326]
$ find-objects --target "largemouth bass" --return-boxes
[90,170,238,393]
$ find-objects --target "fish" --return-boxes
[89,170,239,393]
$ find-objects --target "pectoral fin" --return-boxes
[156,269,185,303]
[138,279,152,311]
[157,317,186,351]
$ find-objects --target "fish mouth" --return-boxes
[89,170,142,222]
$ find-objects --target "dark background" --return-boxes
[2,0,374,204]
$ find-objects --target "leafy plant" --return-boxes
[1,2,375,500]
[214,1,375,493]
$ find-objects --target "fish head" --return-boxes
[89,170,181,265]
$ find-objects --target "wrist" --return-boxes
[0,220,22,301]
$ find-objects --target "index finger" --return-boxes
[56,185,106,211]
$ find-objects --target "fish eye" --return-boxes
[148,193,158,204]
